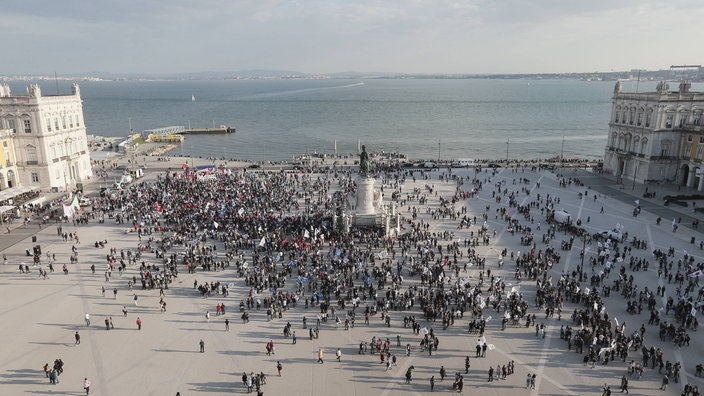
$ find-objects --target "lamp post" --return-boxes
[506,139,509,163]
[580,234,586,282]
[632,161,638,191]
[561,136,565,168]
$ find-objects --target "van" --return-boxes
[424,162,436,168]
[452,159,475,168]
[130,168,144,179]
[600,229,623,241]
[553,210,571,224]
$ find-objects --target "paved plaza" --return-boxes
[0,153,703,396]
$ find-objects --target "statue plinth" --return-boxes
[356,177,376,215]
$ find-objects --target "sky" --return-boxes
[3,0,703,75]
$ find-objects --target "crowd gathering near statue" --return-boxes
[24,148,704,395]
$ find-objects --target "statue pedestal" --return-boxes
[356,178,376,215]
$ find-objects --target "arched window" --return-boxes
[629,107,636,125]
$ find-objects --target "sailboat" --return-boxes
[191,94,195,102]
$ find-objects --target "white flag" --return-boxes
[258,237,266,247]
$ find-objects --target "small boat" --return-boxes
[191,94,195,102]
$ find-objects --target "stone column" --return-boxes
[356,178,376,215]
[688,166,696,188]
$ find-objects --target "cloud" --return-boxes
[2,0,704,74]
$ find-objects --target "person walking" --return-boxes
[75,331,80,345]
[83,377,91,395]
[336,348,342,362]
[85,313,90,326]
[440,365,446,381]
[277,361,282,376]
[430,375,435,391]
[199,339,205,353]
[620,374,629,393]
[225,318,230,331]
[136,317,142,330]
[318,348,324,363]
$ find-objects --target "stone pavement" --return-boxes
[0,162,702,396]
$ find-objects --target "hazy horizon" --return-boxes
[3,1,702,76]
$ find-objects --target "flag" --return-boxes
[692,307,698,317]
[238,207,245,216]
[258,237,266,247]
[213,221,219,229]
[634,199,639,205]
[304,229,310,239]
[689,269,703,278]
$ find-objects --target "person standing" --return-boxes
[430,375,435,391]
[136,317,142,330]
[277,361,282,376]
[75,331,81,345]
[292,331,296,344]
[318,348,324,364]
[336,348,342,362]
[199,339,205,353]
[83,377,91,395]
[440,365,446,381]
[225,318,230,331]
[660,374,669,390]
[85,313,90,326]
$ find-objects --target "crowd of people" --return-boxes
[26,155,704,394]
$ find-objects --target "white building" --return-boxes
[603,80,704,187]
[0,83,92,191]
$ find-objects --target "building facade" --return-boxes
[0,83,92,191]
[603,80,704,188]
